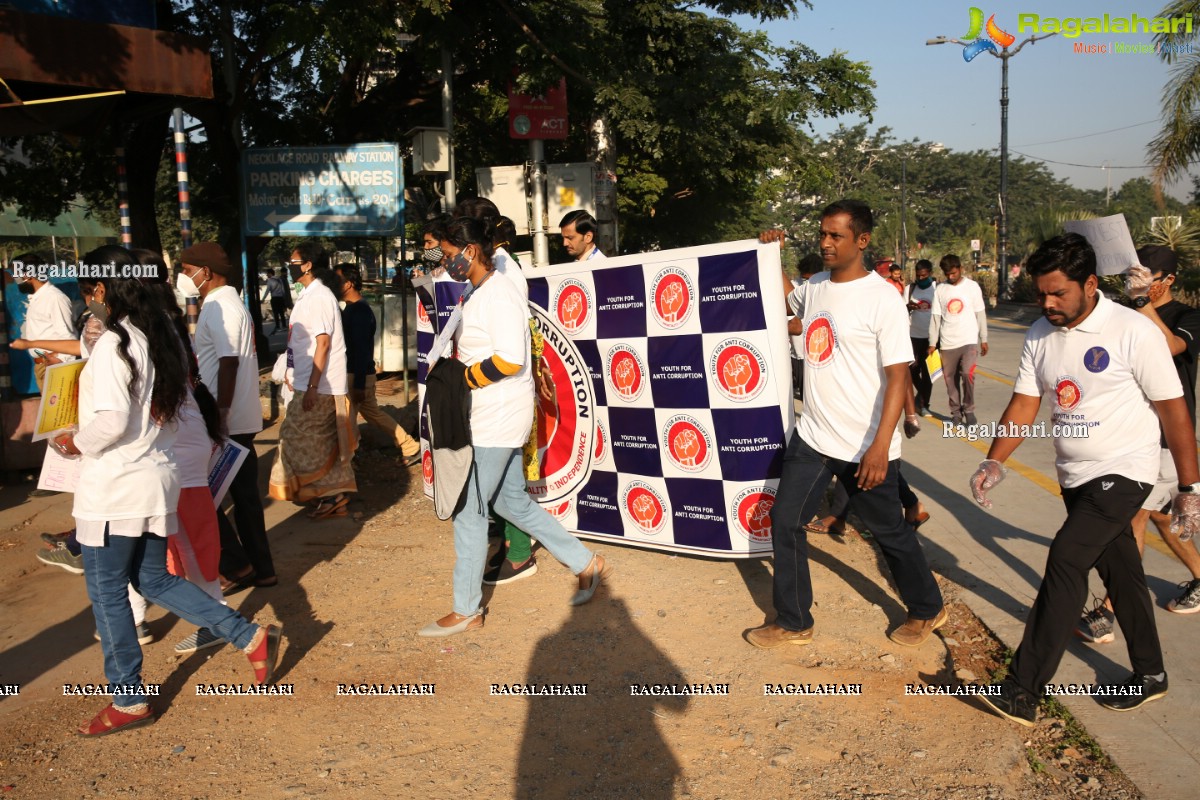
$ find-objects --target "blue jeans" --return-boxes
[767,432,943,631]
[452,447,593,616]
[82,530,260,708]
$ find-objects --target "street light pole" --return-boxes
[926,30,1055,299]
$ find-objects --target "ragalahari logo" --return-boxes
[961,7,1015,61]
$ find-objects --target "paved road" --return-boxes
[902,307,1199,800]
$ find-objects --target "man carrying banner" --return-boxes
[747,199,946,651]
[560,211,606,262]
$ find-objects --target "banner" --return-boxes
[416,240,793,558]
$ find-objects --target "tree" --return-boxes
[1148,0,1200,191]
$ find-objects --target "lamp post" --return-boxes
[926,30,1055,298]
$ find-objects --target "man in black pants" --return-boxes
[745,199,946,650]
[971,233,1200,725]
[183,243,275,613]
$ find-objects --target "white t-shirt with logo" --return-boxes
[73,327,178,527]
[931,277,985,349]
[196,285,263,435]
[1013,294,1182,488]
[493,247,528,303]
[456,272,534,448]
[288,278,348,395]
[906,281,937,339]
[789,270,913,462]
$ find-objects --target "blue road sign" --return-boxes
[241,143,403,236]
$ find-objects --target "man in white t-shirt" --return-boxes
[560,210,606,262]
[928,255,988,425]
[179,242,274,590]
[268,242,356,515]
[746,200,945,652]
[905,259,937,414]
[11,255,77,392]
[972,233,1200,725]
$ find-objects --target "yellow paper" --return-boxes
[33,360,86,441]
[925,350,943,381]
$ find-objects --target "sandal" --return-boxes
[307,495,349,519]
[246,624,283,685]
[907,511,931,529]
[77,703,154,737]
[220,570,256,596]
[804,517,846,535]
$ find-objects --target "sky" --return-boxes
[728,0,1197,200]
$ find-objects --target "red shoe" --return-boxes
[77,703,154,737]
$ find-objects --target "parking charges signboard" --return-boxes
[241,143,402,236]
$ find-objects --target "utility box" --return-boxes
[475,165,530,235]
[409,128,449,175]
[547,162,595,227]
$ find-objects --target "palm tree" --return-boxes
[1148,1,1200,191]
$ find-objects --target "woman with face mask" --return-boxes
[418,217,610,637]
[50,247,281,736]
[414,214,450,280]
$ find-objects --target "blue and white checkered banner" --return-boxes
[417,240,793,558]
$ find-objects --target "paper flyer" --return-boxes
[32,360,86,441]
[36,446,83,493]
[207,439,250,507]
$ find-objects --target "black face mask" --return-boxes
[288,264,305,282]
[17,281,35,295]
[446,251,472,282]
[88,300,109,324]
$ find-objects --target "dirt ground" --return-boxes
[0,385,1146,799]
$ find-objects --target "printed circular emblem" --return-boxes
[651,267,695,329]
[553,278,592,333]
[421,449,434,487]
[1084,346,1110,374]
[803,312,837,368]
[946,298,965,315]
[1055,376,1083,412]
[731,486,775,545]
[528,307,597,503]
[663,414,713,472]
[622,481,667,536]
[546,499,572,521]
[607,344,647,402]
[710,338,767,402]
[594,420,608,465]
[416,297,431,326]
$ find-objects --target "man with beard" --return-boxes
[972,233,1200,725]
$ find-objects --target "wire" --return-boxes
[1009,150,1166,169]
[1012,120,1158,148]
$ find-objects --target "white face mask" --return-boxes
[176,270,205,298]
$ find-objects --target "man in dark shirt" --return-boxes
[335,264,420,467]
[1078,245,1200,643]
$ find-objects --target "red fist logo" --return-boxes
[660,281,685,323]
[745,499,772,538]
[560,291,584,330]
[722,353,752,396]
[673,428,700,467]
[632,493,658,528]
[614,356,637,396]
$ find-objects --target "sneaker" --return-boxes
[965,412,978,426]
[40,530,73,549]
[1076,600,1116,644]
[1097,672,1168,711]
[951,413,963,426]
[175,627,224,655]
[94,623,154,646]
[1166,578,1200,614]
[744,622,814,649]
[978,679,1038,727]
[483,557,539,585]
[37,547,84,574]
[918,406,931,417]
[888,606,949,647]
